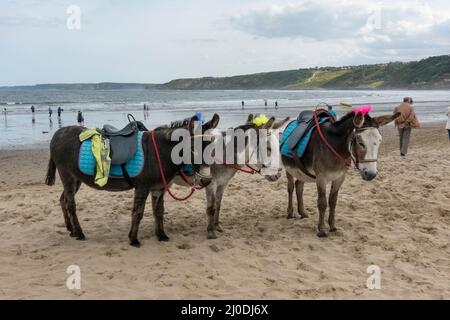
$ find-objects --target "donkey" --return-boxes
[45,114,220,247]
[283,110,400,237]
[173,114,290,239]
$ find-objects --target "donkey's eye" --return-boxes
[358,142,365,148]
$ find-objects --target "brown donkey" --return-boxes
[282,110,400,237]
[45,115,219,247]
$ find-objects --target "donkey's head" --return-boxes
[165,114,220,188]
[245,114,290,182]
[350,111,400,181]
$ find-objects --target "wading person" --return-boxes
[241,100,245,110]
[275,101,279,110]
[48,107,53,118]
[31,105,35,114]
[57,106,63,118]
[394,97,420,156]
[77,110,84,126]
[446,106,450,140]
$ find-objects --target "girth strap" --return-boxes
[292,152,316,180]
[121,164,134,188]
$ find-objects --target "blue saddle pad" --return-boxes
[79,131,145,178]
[281,118,328,158]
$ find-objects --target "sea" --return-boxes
[0,88,449,149]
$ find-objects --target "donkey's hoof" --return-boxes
[130,240,141,248]
[158,234,170,242]
[330,227,338,232]
[76,234,86,241]
[300,214,309,219]
[317,230,328,238]
[215,225,223,233]
[287,213,295,219]
[207,231,218,240]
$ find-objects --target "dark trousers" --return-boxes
[398,127,412,155]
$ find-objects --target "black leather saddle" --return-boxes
[287,110,333,151]
[100,115,148,166]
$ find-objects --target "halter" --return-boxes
[217,128,275,175]
[150,130,211,201]
[348,127,379,169]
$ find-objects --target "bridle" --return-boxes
[150,130,211,201]
[348,127,379,170]
[313,109,379,171]
[217,128,275,175]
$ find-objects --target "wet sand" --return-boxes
[0,123,449,299]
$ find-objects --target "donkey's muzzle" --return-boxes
[361,168,377,181]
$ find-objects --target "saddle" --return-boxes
[280,110,336,179]
[287,110,333,151]
[99,115,148,166]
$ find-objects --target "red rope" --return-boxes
[214,157,257,174]
[313,109,351,168]
[151,130,196,201]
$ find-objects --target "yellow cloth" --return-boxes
[79,129,111,187]
[253,114,269,127]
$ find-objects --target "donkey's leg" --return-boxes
[214,185,226,232]
[128,187,150,247]
[328,175,345,232]
[287,173,295,219]
[206,185,217,239]
[62,175,85,240]
[295,180,308,219]
[151,190,169,242]
[316,178,328,238]
[59,192,72,233]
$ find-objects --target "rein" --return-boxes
[150,130,196,201]
[214,158,259,174]
[313,109,352,168]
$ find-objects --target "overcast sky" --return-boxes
[1,0,450,86]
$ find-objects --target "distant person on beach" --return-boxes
[328,105,337,118]
[446,107,450,140]
[77,111,84,126]
[57,106,63,118]
[31,105,35,114]
[48,107,53,118]
[3,108,6,117]
[394,97,420,156]
[264,99,268,110]
[275,101,279,110]
[241,101,245,110]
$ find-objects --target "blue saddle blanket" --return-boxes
[280,118,328,158]
[79,131,145,178]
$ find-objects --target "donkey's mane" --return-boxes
[155,117,191,131]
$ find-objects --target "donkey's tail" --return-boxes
[45,158,57,186]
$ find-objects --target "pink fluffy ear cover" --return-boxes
[354,105,373,116]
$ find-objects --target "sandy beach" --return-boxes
[0,123,449,300]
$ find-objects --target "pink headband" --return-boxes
[354,105,373,116]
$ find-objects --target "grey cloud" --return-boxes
[230,2,369,40]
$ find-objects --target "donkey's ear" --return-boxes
[353,112,365,128]
[246,114,254,124]
[203,113,220,131]
[188,116,200,135]
[271,117,290,129]
[263,117,276,129]
[373,112,401,127]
